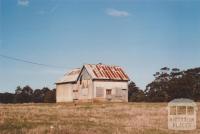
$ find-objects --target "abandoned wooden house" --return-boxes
[56,64,130,102]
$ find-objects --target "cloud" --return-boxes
[37,5,58,16]
[106,8,130,17]
[18,0,29,6]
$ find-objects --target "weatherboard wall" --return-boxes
[93,80,128,102]
[56,83,74,102]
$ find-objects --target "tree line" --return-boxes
[129,67,200,102]
[0,86,56,103]
[0,67,200,103]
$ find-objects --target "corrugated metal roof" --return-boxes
[84,64,129,81]
[56,64,129,84]
[168,98,197,107]
[56,68,81,84]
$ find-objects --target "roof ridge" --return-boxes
[84,63,120,67]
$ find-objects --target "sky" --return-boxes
[0,0,200,92]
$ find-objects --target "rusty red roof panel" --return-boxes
[85,64,129,81]
[93,70,98,78]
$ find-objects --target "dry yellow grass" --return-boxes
[0,102,199,134]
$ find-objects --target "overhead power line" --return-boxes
[0,54,65,68]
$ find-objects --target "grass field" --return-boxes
[0,102,199,134]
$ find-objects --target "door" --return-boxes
[73,90,78,100]
[106,89,112,100]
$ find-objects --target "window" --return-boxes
[73,90,78,92]
[170,106,176,115]
[116,89,122,97]
[106,89,112,95]
[177,106,186,115]
[96,87,104,97]
[187,106,194,115]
